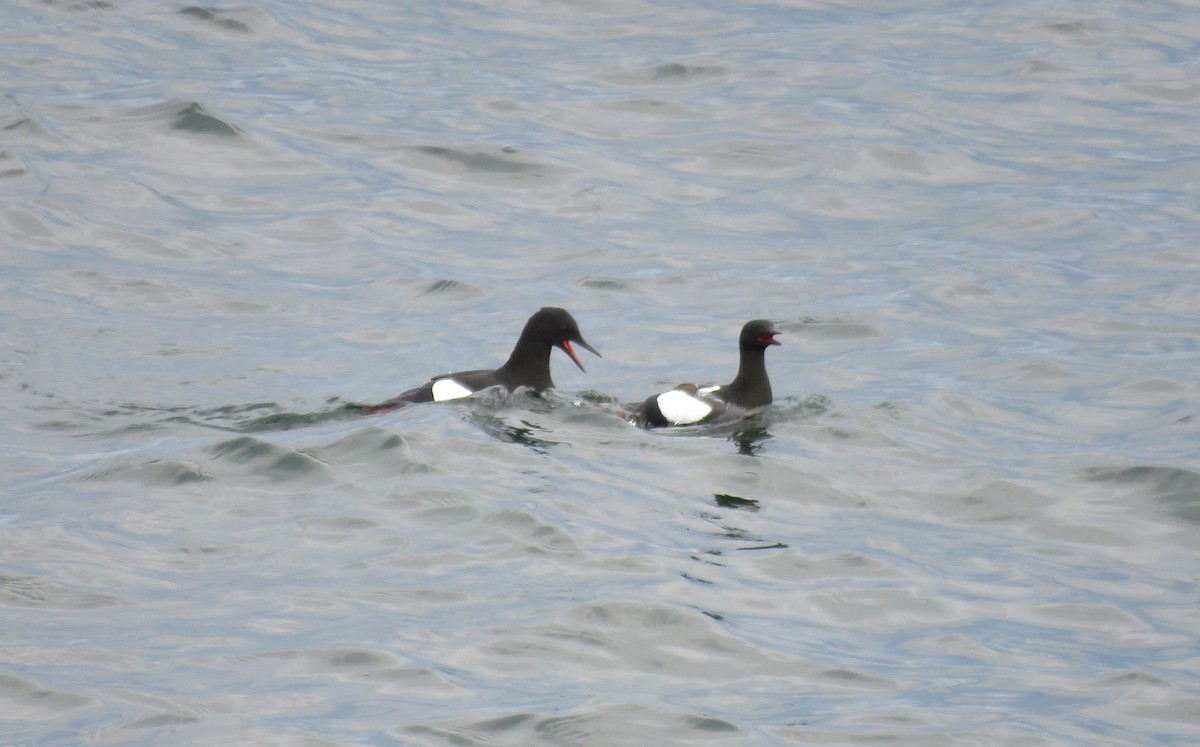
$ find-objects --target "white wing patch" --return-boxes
[657,389,713,425]
[431,378,473,402]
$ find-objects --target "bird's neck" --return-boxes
[723,346,772,406]
[497,334,554,391]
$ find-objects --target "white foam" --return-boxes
[431,378,473,402]
[657,389,713,425]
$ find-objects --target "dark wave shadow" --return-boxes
[1084,465,1200,524]
[222,401,364,432]
[178,6,253,34]
[106,398,365,435]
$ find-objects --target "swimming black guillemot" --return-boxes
[635,319,779,427]
[363,307,600,414]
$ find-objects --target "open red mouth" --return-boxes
[560,337,601,373]
[561,339,587,372]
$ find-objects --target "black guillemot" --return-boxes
[635,319,779,427]
[363,307,600,414]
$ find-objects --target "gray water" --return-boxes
[3,0,1199,745]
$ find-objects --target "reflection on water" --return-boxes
[729,422,771,456]
[713,493,760,511]
[468,414,559,452]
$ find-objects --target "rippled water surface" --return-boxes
[3,0,1199,745]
